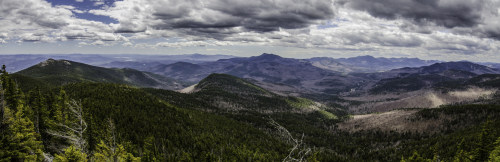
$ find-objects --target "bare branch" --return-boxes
[269,118,312,162]
[47,99,88,153]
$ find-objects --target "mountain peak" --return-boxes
[252,53,282,60]
[39,58,72,67]
[357,55,376,59]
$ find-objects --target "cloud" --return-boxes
[339,0,484,28]
[90,0,336,36]
[0,0,72,29]
[0,0,129,44]
[339,0,500,40]
[1,0,500,62]
[17,33,55,42]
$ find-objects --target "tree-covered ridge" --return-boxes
[62,82,289,161]
[1,66,291,161]
[187,73,343,117]
[147,74,500,161]
[16,58,185,90]
[195,73,272,96]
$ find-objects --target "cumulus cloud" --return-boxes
[339,0,484,28]
[0,0,129,44]
[0,0,71,30]
[1,0,500,61]
[90,0,335,36]
[339,0,500,40]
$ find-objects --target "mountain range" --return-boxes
[308,55,441,73]
[0,54,235,72]
[1,55,500,161]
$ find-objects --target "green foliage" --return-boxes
[196,73,271,95]
[285,96,314,109]
[489,137,500,162]
[61,82,288,161]
[54,146,88,162]
[401,151,432,162]
[473,120,496,161]
[0,106,44,161]
[0,69,44,161]
[92,140,140,162]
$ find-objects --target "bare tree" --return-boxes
[269,118,312,162]
[48,99,88,152]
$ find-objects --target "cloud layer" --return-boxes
[1,0,499,61]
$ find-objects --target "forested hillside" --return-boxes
[1,63,500,161]
[0,66,292,161]
[16,59,186,90]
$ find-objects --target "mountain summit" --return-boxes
[250,53,283,61]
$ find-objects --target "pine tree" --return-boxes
[92,119,140,161]
[55,88,69,124]
[0,102,44,161]
[1,70,24,113]
[453,138,472,162]
[27,88,48,135]
[0,65,5,132]
[489,137,500,162]
[0,67,44,161]
[54,145,88,162]
[401,151,431,162]
[92,140,140,162]
[473,120,495,161]
[142,136,158,162]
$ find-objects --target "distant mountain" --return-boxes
[99,61,164,71]
[155,73,343,118]
[0,54,236,72]
[419,61,499,74]
[150,53,365,94]
[152,53,331,82]
[148,62,205,83]
[15,59,186,90]
[309,55,440,73]
[369,62,500,93]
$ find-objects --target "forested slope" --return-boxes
[1,63,500,161]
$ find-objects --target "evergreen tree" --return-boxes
[0,102,44,161]
[0,66,5,132]
[453,138,472,162]
[27,88,48,135]
[0,68,44,161]
[54,145,87,162]
[1,71,24,113]
[473,120,495,161]
[401,151,431,162]
[92,140,140,162]
[142,136,158,162]
[92,119,140,162]
[55,88,69,124]
[489,137,500,162]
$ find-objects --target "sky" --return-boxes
[0,0,499,62]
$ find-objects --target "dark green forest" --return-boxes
[1,65,500,161]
